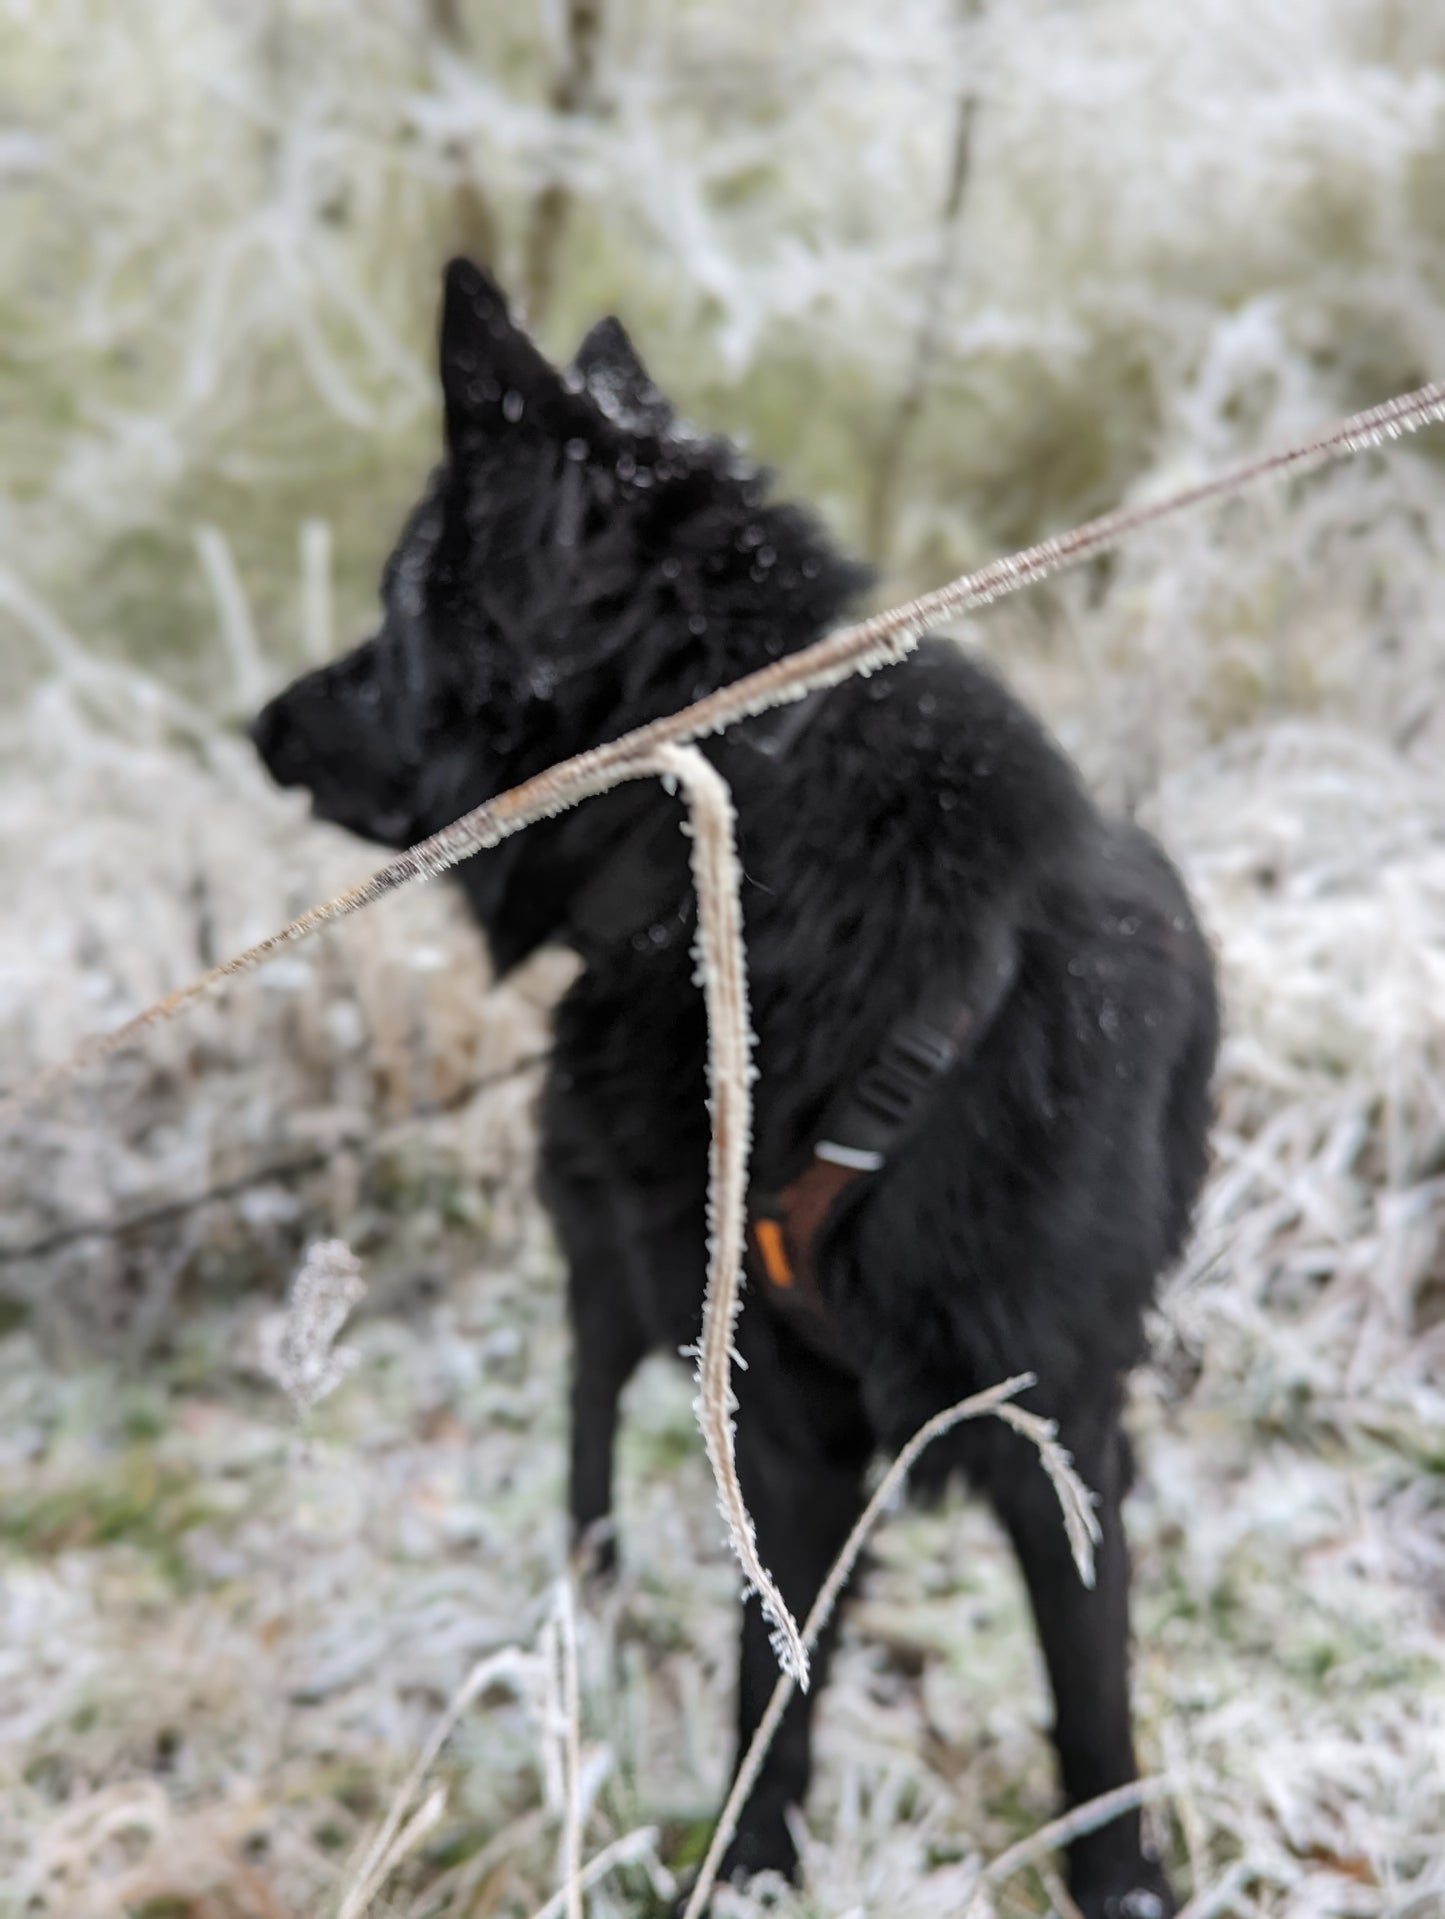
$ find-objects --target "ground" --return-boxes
[3,3,1445,1913]
[2,690,1442,1919]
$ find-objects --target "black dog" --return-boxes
[253,260,1218,1917]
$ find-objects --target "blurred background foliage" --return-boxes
[4,0,1444,708]
[4,7,1445,1915]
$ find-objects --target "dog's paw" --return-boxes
[668,1865,792,1919]
[569,1516,620,1596]
[675,1804,797,1912]
[1069,1852,1177,1919]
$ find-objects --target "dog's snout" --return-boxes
[249,696,308,788]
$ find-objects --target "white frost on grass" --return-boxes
[3,0,1445,1913]
[1156,725,1445,1457]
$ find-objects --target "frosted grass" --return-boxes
[2,1,1443,1913]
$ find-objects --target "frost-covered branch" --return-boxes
[8,373,1442,1125]
[645,743,809,1686]
[991,1397,1101,1587]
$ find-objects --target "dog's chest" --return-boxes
[552,952,710,1166]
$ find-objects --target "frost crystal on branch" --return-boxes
[643,742,810,1688]
[257,1237,366,1417]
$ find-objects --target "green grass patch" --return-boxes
[0,1446,225,1583]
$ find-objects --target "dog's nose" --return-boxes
[249,697,307,787]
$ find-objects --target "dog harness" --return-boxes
[563,689,1018,1366]
[745,962,1005,1366]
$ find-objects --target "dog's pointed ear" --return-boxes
[574,315,673,433]
[439,258,567,455]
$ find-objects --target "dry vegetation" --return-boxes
[3,2,1445,1916]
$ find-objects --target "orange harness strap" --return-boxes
[747,1153,871,1365]
[751,1154,867,1293]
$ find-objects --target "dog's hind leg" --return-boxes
[990,1408,1176,1919]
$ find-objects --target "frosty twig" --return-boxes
[646,743,810,1686]
[9,375,1442,1123]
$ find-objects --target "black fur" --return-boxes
[252,260,1218,1917]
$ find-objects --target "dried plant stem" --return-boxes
[0,1048,549,1267]
[867,1,983,554]
[194,523,267,712]
[426,0,505,271]
[529,1826,663,1919]
[523,0,604,325]
[556,1578,585,1919]
[526,1828,666,1919]
[416,1806,551,1915]
[1041,1865,1089,1919]
[336,1648,530,1919]
[10,376,1443,1126]
[991,1398,1101,1587]
[355,1787,447,1902]
[337,1583,606,1919]
[1174,1861,1260,1919]
[299,518,334,663]
[645,743,808,1685]
[13,383,1444,1919]
[682,1371,1070,1919]
[976,1775,1176,1896]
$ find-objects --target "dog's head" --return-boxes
[251,260,870,852]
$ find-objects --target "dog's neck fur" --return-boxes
[451,667,838,981]
[440,485,870,977]
[535,687,829,974]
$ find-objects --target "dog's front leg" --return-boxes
[711,1364,870,1891]
[565,1248,649,1581]
[539,1153,650,1581]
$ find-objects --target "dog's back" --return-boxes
[543,635,1216,1424]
